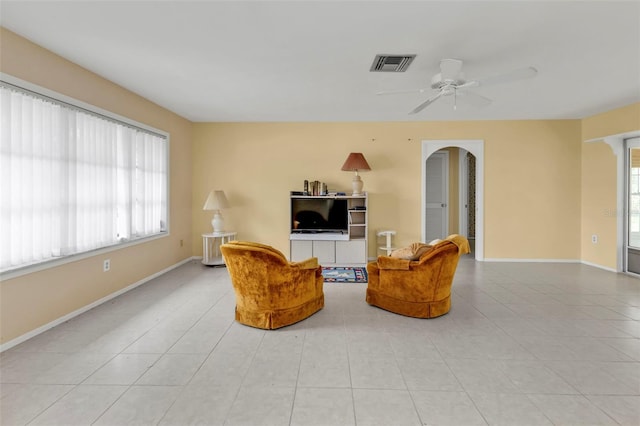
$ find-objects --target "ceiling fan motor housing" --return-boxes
[431,72,466,90]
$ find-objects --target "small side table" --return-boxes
[202,231,237,266]
[377,230,397,256]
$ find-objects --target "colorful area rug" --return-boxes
[322,266,368,283]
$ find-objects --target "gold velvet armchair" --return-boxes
[366,235,470,318]
[220,241,324,329]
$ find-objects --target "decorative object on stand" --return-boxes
[341,152,371,195]
[203,190,230,233]
[322,266,368,283]
[377,230,397,256]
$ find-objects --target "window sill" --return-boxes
[0,232,169,281]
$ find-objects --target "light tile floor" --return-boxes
[1,257,639,425]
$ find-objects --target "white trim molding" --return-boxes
[0,256,198,353]
[485,258,618,273]
[580,260,618,273]
[484,258,580,263]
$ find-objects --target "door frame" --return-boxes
[422,140,484,261]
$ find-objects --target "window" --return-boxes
[629,146,640,248]
[0,79,168,274]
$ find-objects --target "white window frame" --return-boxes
[0,73,170,280]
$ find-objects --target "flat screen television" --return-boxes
[291,198,348,233]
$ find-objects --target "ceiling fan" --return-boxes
[377,58,538,114]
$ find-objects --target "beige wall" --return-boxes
[580,141,617,268]
[192,120,582,261]
[582,103,640,141]
[581,103,640,269]
[0,28,193,345]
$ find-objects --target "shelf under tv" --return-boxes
[290,232,349,241]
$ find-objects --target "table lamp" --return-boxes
[341,152,371,195]
[203,190,230,233]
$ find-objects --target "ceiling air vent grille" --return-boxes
[370,54,416,72]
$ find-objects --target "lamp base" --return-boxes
[351,175,364,196]
[212,212,225,233]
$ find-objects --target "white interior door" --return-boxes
[425,151,449,242]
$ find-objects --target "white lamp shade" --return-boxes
[203,190,230,211]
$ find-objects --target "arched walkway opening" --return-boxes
[422,140,484,261]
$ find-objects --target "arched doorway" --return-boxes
[422,140,484,261]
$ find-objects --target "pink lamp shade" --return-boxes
[341,153,371,195]
[341,152,371,173]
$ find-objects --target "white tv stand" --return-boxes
[290,193,368,266]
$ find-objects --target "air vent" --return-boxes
[370,54,416,72]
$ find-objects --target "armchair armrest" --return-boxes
[376,256,411,270]
[290,257,319,270]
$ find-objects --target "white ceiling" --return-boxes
[1,1,639,122]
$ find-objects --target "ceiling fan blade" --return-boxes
[376,88,430,96]
[475,66,538,87]
[457,90,492,107]
[455,80,480,90]
[409,92,443,114]
[440,59,463,81]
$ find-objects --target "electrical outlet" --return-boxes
[103,259,111,272]
[592,234,598,244]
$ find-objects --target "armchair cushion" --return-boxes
[221,241,324,329]
[389,242,432,260]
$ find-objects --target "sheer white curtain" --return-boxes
[0,82,167,273]
[1,85,64,267]
[133,132,167,237]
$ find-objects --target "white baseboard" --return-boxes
[482,258,622,274]
[580,260,618,273]
[0,256,198,353]
[483,258,580,263]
